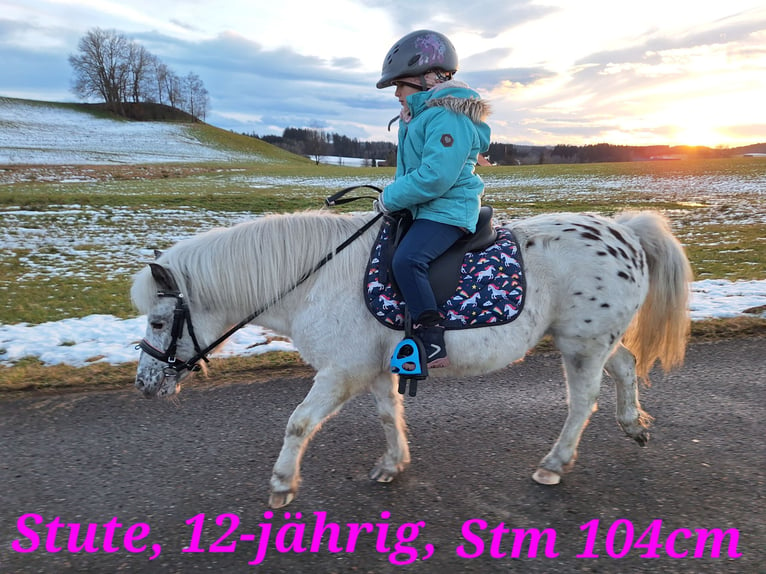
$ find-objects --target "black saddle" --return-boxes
[391,205,497,303]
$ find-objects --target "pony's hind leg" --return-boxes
[369,373,410,482]
[533,340,610,485]
[605,343,653,446]
[269,367,365,508]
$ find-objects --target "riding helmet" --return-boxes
[376,30,459,89]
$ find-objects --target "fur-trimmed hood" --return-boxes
[424,80,491,124]
[401,80,490,125]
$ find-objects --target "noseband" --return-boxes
[138,291,208,373]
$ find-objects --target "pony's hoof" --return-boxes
[268,491,295,508]
[369,466,397,483]
[634,431,650,447]
[532,468,561,485]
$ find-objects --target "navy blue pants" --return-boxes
[392,218,464,322]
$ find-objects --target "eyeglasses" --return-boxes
[394,80,422,91]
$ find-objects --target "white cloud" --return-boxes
[1,0,765,145]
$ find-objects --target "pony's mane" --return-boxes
[131,210,376,316]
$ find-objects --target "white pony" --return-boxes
[131,209,692,508]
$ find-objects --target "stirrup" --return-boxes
[390,337,428,396]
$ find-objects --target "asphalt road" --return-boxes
[1,338,764,574]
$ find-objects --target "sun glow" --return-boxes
[671,124,726,148]
[647,89,753,148]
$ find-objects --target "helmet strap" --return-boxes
[421,70,454,90]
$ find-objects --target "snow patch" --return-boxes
[0,98,260,165]
[0,280,763,367]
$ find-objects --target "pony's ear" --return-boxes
[153,249,163,259]
[149,263,179,292]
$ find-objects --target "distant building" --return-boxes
[313,155,384,167]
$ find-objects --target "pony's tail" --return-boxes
[616,212,693,382]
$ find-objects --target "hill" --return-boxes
[84,101,199,122]
[0,96,309,165]
[3,96,764,167]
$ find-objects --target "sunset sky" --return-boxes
[2,0,765,147]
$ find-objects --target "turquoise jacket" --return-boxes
[381,80,491,232]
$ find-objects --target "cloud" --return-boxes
[1,1,764,147]
[0,17,30,44]
[576,11,766,69]
[492,7,766,145]
[361,0,558,38]
[331,56,364,69]
[461,66,555,92]
[2,47,72,100]
[113,28,398,137]
[168,19,201,33]
[723,123,766,141]
[0,17,76,52]
[458,47,556,90]
[135,30,372,87]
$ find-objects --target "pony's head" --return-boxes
[130,211,374,398]
[131,262,210,398]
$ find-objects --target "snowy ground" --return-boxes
[1,98,763,368]
[0,98,259,164]
[0,279,764,367]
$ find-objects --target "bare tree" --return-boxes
[69,28,131,110]
[150,56,169,105]
[70,27,211,120]
[195,83,210,120]
[127,42,153,103]
[183,72,209,120]
[305,128,330,165]
[164,70,183,111]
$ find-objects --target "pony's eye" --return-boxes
[151,322,164,330]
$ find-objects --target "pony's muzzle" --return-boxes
[135,378,157,398]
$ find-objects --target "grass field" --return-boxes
[2,157,764,325]
[1,153,764,392]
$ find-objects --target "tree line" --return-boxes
[247,132,682,166]
[69,28,209,120]
[489,142,736,164]
[549,143,735,162]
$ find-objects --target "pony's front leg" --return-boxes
[533,345,607,485]
[269,367,364,508]
[369,372,410,482]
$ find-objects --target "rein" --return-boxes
[139,185,384,373]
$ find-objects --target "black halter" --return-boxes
[138,291,208,373]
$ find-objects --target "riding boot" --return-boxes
[414,311,450,368]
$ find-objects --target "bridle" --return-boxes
[138,291,208,374]
[137,185,384,376]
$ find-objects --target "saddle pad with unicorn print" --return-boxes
[364,220,526,330]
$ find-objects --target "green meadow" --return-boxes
[0,148,764,392]
[1,157,764,325]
